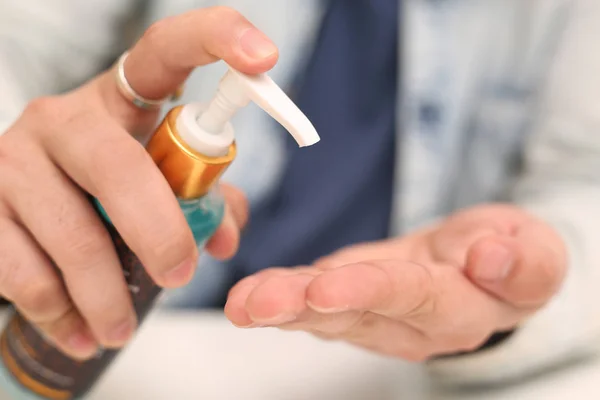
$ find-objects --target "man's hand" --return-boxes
[225,205,567,361]
[0,7,268,358]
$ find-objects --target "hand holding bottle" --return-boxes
[0,7,277,359]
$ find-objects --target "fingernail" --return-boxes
[306,300,349,314]
[474,243,514,282]
[239,29,277,60]
[234,322,266,329]
[251,313,296,326]
[163,259,195,287]
[107,318,135,344]
[67,331,97,358]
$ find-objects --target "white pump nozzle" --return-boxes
[176,65,320,158]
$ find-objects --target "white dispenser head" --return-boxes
[176,65,320,157]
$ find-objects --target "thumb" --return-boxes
[465,225,567,309]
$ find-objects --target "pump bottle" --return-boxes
[0,66,320,400]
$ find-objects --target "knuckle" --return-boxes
[18,280,68,320]
[95,136,148,168]
[148,219,195,267]
[23,97,66,126]
[90,137,150,192]
[63,224,110,267]
[24,97,55,117]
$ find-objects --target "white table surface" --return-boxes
[2,311,600,400]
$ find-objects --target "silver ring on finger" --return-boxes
[114,51,183,111]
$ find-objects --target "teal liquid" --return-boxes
[177,189,226,247]
[0,189,224,400]
[94,188,225,244]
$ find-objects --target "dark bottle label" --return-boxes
[0,219,162,399]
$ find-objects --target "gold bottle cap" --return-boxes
[146,106,236,199]
[146,65,322,200]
